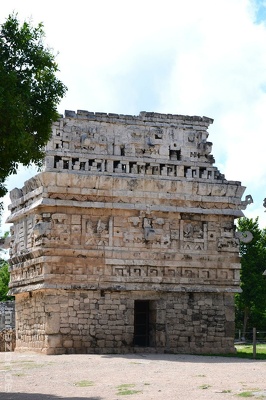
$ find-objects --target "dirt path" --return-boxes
[0,352,265,399]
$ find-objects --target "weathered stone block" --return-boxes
[45,304,60,313]
[46,334,62,348]
[45,313,60,334]
[63,339,73,348]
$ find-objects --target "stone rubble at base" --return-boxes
[6,111,251,354]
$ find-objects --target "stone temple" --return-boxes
[7,110,251,355]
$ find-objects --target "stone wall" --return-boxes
[0,329,16,352]
[7,111,250,354]
[0,301,15,331]
[15,289,235,355]
[8,207,241,294]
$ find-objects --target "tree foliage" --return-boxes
[0,259,12,301]
[235,217,266,337]
[0,13,67,197]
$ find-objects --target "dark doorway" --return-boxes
[134,300,150,346]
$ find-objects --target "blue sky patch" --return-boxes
[254,0,266,23]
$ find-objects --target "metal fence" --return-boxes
[235,328,266,359]
[235,330,266,343]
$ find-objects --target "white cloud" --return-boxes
[1,0,266,230]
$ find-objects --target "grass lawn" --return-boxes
[234,344,266,360]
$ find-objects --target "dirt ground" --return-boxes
[0,351,265,400]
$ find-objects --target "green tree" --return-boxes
[0,259,12,301]
[0,13,67,198]
[0,230,12,301]
[235,217,266,339]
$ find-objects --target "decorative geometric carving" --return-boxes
[180,220,207,251]
[6,110,247,355]
[84,220,96,246]
[241,194,253,208]
[217,237,239,251]
[235,231,253,243]
[217,221,240,251]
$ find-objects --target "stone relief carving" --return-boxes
[143,218,156,241]
[84,221,96,245]
[8,112,246,302]
[31,220,51,245]
[188,132,195,142]
[49,213,70,245]
[96,219,109,245]
[11,264,43,283]
[44,112,228,184]
[217,237,239,250]
[113,265,233,281]
[241,195,253,208]
[183,223,193,238]
[123,216,210,251]
[181,220,206,251]
[144,227,156,241]
[82,218,110,246]
[197,140,213,157]
[217,221,239,251]
[9,188,23,201]
[235,231,253,243]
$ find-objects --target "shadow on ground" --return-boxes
[0,394,101,400]
[100,353,258,364]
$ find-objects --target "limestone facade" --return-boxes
[0,301,15,352]
[7,111,250,354]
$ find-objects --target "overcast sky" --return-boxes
[1,0,266,234]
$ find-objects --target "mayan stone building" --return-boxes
[7,110,251,355]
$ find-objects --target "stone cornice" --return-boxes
[63,110,214,126]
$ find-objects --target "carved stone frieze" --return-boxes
[6,110,249,355]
